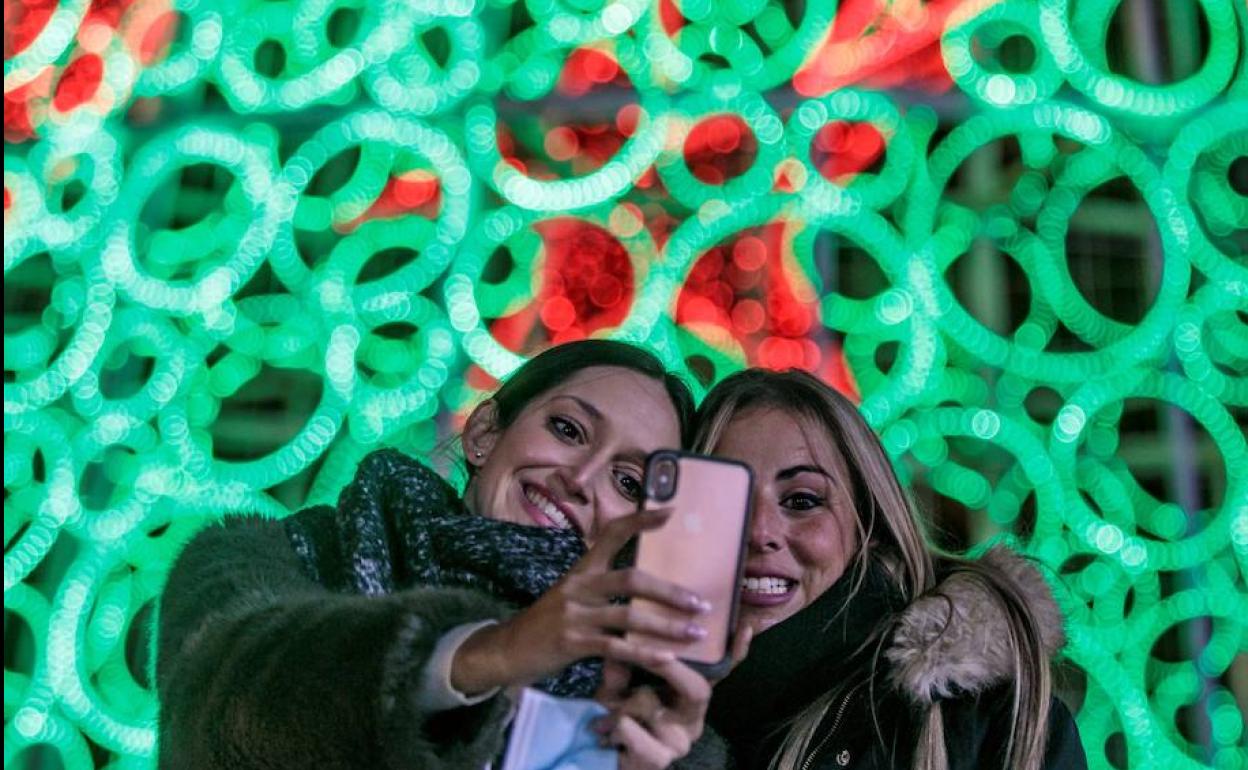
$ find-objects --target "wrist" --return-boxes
[450,621,511,695]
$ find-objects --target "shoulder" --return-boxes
[1040,695,1088,769]
[885,546,1066,704]
[349,448,465,509]
[173,514,297,581]
[939,689,1086,770]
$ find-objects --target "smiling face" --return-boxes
[462,366,682,545]
[712,407,860,635]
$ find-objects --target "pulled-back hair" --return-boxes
[694,368,1054,770]
[488,340,696,445]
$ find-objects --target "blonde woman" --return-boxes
[691,369,1086,770]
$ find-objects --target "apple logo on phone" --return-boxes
[682,512,703,534]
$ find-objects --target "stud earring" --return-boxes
[474,450,483,459]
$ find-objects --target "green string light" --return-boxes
[943,0,1063,107]
[3,0,92,92]
[4,0,1246,767]
[1039,0,1240,118]
[655,81,786,211]
[465,38,671,213]
[785,89,915,210]
[636,0,835,90]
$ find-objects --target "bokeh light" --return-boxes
[4,0,1246,768]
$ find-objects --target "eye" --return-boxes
[781,492,825,512]
[614,469,642,502]
[549,415,584,443]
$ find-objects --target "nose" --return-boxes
[748,499,783,553]
[551,458,594,506]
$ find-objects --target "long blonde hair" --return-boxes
[694,369,1053,770]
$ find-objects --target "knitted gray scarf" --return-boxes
[284,448,601,697]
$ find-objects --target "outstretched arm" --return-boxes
[156,515,513,770]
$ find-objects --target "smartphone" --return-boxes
[626,450,753,679]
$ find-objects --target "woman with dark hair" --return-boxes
[156,340,713,769]
[691,368,1086,770]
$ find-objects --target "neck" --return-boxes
[708,561,902,759]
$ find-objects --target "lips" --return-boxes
[520,483,582,537]
[739,572,797,607]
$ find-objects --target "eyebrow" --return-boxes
[551,395,648,464]
[777,464,835,482]
[554,395,603,421]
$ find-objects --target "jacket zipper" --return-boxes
[799,687,856,770]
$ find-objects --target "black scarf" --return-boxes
[286,449,600,697]
[707,562,902,768]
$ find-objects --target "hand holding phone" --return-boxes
[451,505,712,695]
[624,451,753,678]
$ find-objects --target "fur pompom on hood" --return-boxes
[885,546,1066,705]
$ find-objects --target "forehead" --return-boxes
[535,366,680,439]
[715,407,849,477]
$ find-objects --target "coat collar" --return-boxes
[885,546,1066,705]
[707,545,1067,753]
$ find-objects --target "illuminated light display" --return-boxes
[3,0,1246,768]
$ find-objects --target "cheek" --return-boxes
[590,490,638,532]
[476,469,510,519]
[489,429,557,476]
[792,516,855,590]
[474,440,525,514]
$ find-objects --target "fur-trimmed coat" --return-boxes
[695,548,1088,770]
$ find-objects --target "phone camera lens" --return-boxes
[648,457,679,502]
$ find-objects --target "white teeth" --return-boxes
[525,486,573,531]
[741,576,793,594]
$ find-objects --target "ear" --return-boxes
[462,399,500,468]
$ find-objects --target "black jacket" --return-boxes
[786,683,1086,769]
[704,548,1088,770]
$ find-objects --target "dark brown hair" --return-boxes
[488,339,695,445]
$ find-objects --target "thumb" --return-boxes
[729,623,754,671]
[595,660,633,706]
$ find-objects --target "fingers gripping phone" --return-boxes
[626,450,753,679]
